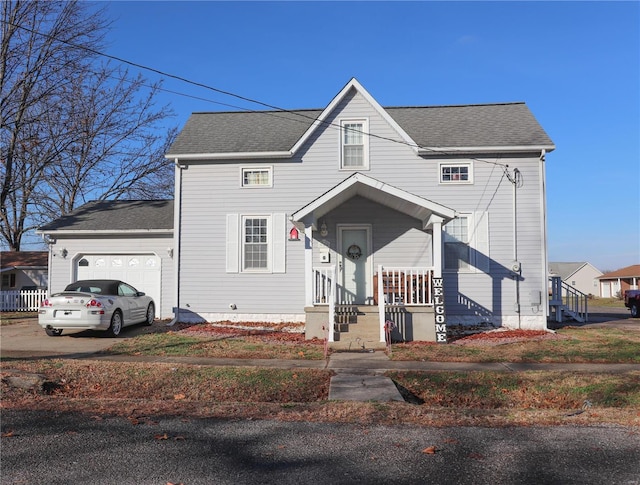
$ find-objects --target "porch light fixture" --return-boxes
[320,221,328,237]
[60,248,68,259]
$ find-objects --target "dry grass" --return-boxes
[391,328,640,363]
[2,359,639,427]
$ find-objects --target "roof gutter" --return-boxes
[35,229,173,236]
[164,151,293,161]
[418,145,556,156]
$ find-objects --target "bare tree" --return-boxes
[1,0,175,251]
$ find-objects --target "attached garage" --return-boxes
[76,254,162,313]
[37,200,175,319]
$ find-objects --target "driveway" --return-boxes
[0,317,171,359]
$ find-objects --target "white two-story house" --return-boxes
[164,78,555,348]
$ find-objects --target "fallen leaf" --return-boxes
[174,393,186,400]
[155,433,169,440]
[1,430,15,438]
[174,436,186,441]
[128,417,140,425]
[469,452,484,460]
[422,446,437,454]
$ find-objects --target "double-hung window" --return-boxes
[226,213,286,274]
[443,212,490,273]
[341,119,369,169]
[444,216,471,271]
[243,216,269,271]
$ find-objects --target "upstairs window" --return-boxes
[242,167,272,187]
[440,162,472,184]
[341,119,369,169]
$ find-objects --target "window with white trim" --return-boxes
[440,162,472,184]
[340,119,369,169]
[444,216,471,270]
[226,213,286,274]
[243,216,269,270]
[444,212,490,273]
[241,167,272,187]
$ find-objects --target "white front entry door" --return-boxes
[339,227,370,304]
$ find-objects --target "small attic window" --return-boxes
[440,162,473,184]
[241,167,272,188]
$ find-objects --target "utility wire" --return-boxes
[4,19,517,176]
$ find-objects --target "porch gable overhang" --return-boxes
[290,173,456,230]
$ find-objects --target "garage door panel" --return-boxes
[76,254,161,313]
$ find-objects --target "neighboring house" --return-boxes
[36,200,175,319]
[598,265,640,298]
[0,251,48,290]
[163,78,555,345]
[548,262,602,297]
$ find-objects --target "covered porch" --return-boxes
[290,173,456,348]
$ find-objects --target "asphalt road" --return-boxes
[2,410,639,485]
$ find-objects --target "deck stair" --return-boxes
[548,276,588,323]
[332,304,384,350]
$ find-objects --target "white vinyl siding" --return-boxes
[340,119,369,169]
[226,213,286,274]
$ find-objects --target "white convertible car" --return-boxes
[38,280,155,337]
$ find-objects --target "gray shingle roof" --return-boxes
[167,102,553,156]
[38,200,174,232]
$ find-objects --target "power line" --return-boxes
[3,19,515,173]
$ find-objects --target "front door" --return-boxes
[339,226,370,304]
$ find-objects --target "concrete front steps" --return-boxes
[331,306,386,351]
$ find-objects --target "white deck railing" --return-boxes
[375,267,434,306]
[0,289,47,311]
[312,266,337,342]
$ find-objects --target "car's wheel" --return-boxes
[631,303,639,318]
[45,327,63,337]
[108,311,123,337]
[144,302,155,325]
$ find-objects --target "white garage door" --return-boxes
[76,254,161,313]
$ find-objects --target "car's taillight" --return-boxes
[86,299,103,308]
[41,299,53,307]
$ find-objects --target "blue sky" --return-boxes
[100,1,639,272]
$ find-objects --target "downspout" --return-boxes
[510,166,521,328]
[539,149,549,325]
[42,234,54,297]
[167,159,185,326]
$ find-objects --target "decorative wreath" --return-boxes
[346,244,362,260]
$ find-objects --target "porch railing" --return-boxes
[377,266,434,342]
[375,267,434,306]
[0,289,47,312]
[312,265,433,342]
[313,266,336,342]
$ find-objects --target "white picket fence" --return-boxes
[0,289,47,312]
